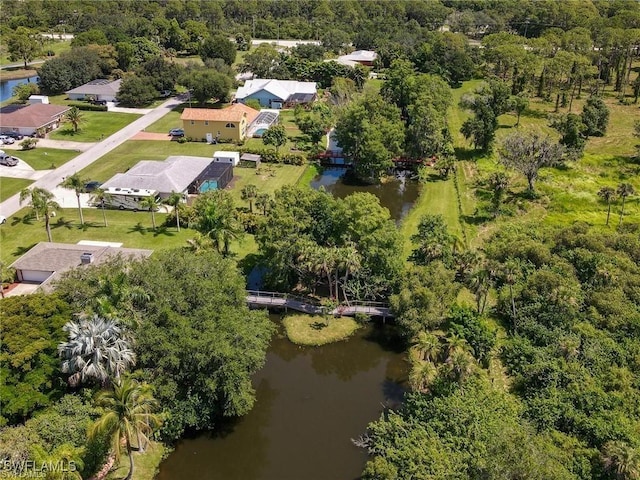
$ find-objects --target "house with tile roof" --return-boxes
[10,242,152,290]
[180,103,260,142]
[66,79,122,102]
[0,103,71,137]
[101,155,220,198]
[234,79,317,108]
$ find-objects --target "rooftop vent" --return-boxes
[80,252,94,264]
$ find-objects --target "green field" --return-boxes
[48,111,141,143]
[14,147,79,170]
[0,177,33,201]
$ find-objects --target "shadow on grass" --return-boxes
[13,243,37,258]
[311,321,328,330]
[152,226,175,237]
[128,222,147,235]
[11,214,34,226]
[54,128,81,138]
[454,147,485,162]
[51,217,74,230]
[522,108,550,119]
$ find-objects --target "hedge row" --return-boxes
[68,102,108,112]
[237,148,307,166]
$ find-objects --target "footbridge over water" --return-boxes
[246,290,394,319]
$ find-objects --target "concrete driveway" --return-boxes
[0,155,51,180]
[1,139,95,152]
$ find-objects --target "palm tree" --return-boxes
[139,195,160,230]
[598,186,616,226]
[58,315,135,387]
[241,184,258,213]
[89,377,162,480]
[93,271,150,319]
[65,106,84,133]
[60,173,87,226]
[91,187,111,227]
[409,360,438,393]
[411,331,441,363]
[164,191,184,232]
[19,187,59,242]
[255,193,271,215]
[446,349,475,383]
[0,262,15,299]
[601,441,640,480]
[31,443,84,480]
[617,183,636,226]
[488,172,509,215]
[194,192,243,255]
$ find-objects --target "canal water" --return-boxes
[0,76,39,103]
[310,168,420,222]
[156,319,408,480]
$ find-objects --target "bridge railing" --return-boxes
[246,290,389,309]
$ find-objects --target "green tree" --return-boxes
[60,172,87,226]
[487,172,509,216]
[180,69,232,104]
[597,186,616,226]
[0,294,70,425]
[410,214,455,266]
[89,377,161,480]
[241,184,258,213]
[511,94,529,127]
[581,96,610,137]
[116,75,157,107]
[550,113,587,159]
[255,193,271,216]
[262,124,287,154]
[193,190,243,255]
[617,183,635,226]
[601,441,640,480]
[8,30,40,68]
[498,132,564,194]
[460,80,511,151]
[19,187,59,242]
[58,316,135,387]
[164,191,183,232]
[240,43,282,78]
[139,195,160,230]
[200,34,236,65]
[13,82,39,101]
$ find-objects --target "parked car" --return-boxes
[0,154,19,167]
[4,132,23,140]
[91,99,108,106]
[0,215,6,225]
[169,128,185,137]
[83,180,102,192]
[0,135,15,145]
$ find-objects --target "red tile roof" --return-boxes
[181,103,259,124]
[0,104,71,129]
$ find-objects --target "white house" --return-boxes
[213,151,240,166]
[234,79,317,108]
[66,79,122,102]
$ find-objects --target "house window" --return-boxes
[190,120,195,125]
[225,123,235,128]
[205,121,209,125]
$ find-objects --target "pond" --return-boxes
[0,75,39,103]
[156,318,407,480]
[310,168,420,222]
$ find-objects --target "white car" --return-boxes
[0,136,15,145]
[0,215,6,224]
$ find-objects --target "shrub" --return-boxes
[20,138,38,150]
[67,102,107,111]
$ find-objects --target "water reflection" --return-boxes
[310,168,420,222]
[156,319,407,480]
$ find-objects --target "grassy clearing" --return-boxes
[106,441,166,480]
[283,314,360,346]
[48,111,141,143]
[14,147,79,170]
[0,177,33,201]
[230,164,307,204]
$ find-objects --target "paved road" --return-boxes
[0,97,182,217]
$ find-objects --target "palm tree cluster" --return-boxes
[19,187,60,242]
[90,377,162,480]
[408,331,477,393]
[58,315,135,387]
[598,183,636,227]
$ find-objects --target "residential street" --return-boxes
[0,97,181,218]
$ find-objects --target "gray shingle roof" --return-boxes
[66,79,122,96]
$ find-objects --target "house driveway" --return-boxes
[108,103,153,114]
[131,131,172,141]
[0,155,51,180]
[1,139,95,152]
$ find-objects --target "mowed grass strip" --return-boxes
[0,177,33,201]
[48,111,141,143]
[106,441,166,480]
[14,147,79,170]
[283,314,360,346]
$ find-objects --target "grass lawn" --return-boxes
[106,441,166,480]
[230,164,308,204]
[0,177,33,201]
[145,108,184,134]
[283,314,360,346]
[14,147,79,170]
[48,111,141,143]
